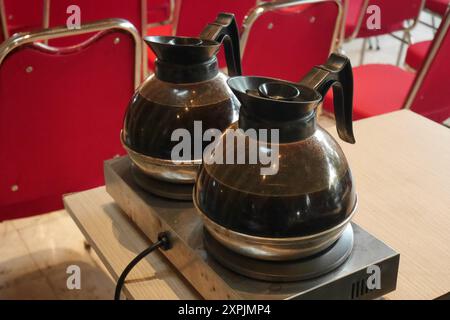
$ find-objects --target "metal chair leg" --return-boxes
[360,38,368,66]
[396,31,410,66]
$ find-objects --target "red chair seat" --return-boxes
[426,0,450,16]
[323,64,415,120]
[405,40,432,71]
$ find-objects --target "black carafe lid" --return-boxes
[228,53,355,144]
[145,36,220,65]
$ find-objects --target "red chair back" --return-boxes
[170,0,256,70]
[0,22,138,220]
[48,0,143,46]
[405,11,450,123]
[174,0,256,36]
[2,0,45,35]
[241,0,342,81]
[346,0,424,39]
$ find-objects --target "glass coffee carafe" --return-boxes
[194,54,357,261]
[121,13,242,199]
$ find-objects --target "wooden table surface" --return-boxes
[64,110,450,300]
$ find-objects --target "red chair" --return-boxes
[406,1,449,70]
[0,0,47,40]
[404,10,450,123]
[0,19,142,220]
[342,0,425,65]
[173,0,256,36]
[324,10,450,124]
[147,0,257,71]
[240,0,343,81]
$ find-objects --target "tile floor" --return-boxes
[0,12,439,300]
[0,211,116,299]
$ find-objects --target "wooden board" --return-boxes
[63,187,200,300]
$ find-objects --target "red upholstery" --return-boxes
[0,31,135,221]
[243,1,340,81]
[345,0,423,39]
[405,40,432,71]
[3,0,44,35]
[323,64,415,120]
[148,0,171,24]
[48,0,143,46]
[407,11,450,123]
[426,0,450,16]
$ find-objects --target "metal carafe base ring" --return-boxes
[203,224,354,282]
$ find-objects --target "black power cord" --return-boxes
[114,232,172,300]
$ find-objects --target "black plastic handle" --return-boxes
[299,53,355,144]
[200,13,242,76]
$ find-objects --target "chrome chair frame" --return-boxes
[342,0,426,66]
[0,0,8,39]
[140,0,148,77]
[0,18,142,89]
[240,0,344,59]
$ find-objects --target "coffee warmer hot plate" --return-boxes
[105,157,399,300]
